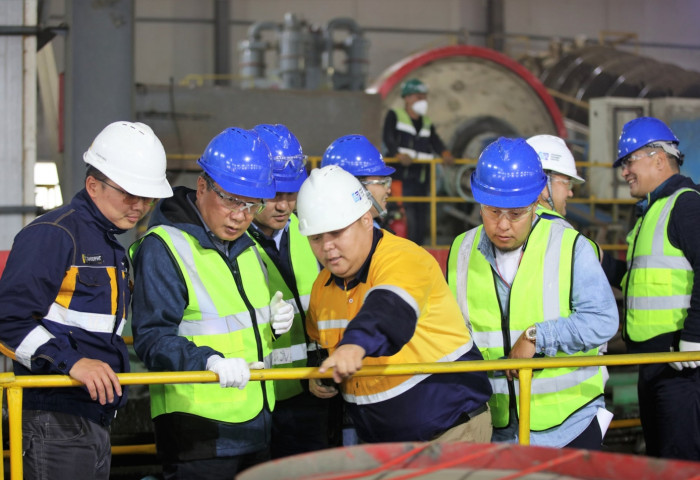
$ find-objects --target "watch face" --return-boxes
[526,326,536,341]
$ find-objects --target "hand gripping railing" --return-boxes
[2,351,700,479]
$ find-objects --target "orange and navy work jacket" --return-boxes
[306,228,492,442]
[0,189,130,426]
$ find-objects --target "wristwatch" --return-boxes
[525,325,537,344]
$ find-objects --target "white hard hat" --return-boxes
[83,121,173,198]
[526,134,584,184]
[297,165,372,236]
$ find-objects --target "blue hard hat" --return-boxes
[471,137,547,208]
[197,127,276,199]
[321,134,395,177]
[253,124,307,193]
[615,117,679,167]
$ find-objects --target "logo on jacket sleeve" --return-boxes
[82,253,104,265]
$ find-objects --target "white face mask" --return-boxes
[411,99,428,116]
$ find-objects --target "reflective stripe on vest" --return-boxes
[536,205,601,260]
[447,220,604,430]
[394,108,435,161]
[490,364,600,395]
[623,188,697,341]
[251,215,319,400]
[317,318,351,331]
[137,225,275,423]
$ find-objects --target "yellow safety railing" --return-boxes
[2,351,700,479]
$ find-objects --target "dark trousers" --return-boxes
[564,415,603,450]
[402,174,430,245]
[638,362,700,460]
[270,390,337,459]
[22,410,111,480]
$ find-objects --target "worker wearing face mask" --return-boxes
[382,78,454,245]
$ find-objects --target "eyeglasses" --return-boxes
[98,179,155,207]
[480,205,533,222]
[276,154,308,171]
[361,177,392,188]
[551,177,573,189]
[205,176,265,215]
[619,150,657,170]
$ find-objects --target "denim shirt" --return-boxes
[477,222,618,447]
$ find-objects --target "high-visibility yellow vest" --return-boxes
[250,214,319,400]
[535,205,601,260]
[393,108,435,161]
[623,188,697,342]
[131,225,275,423]
[447,220,604,430]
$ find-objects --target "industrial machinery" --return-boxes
[539,44,700,127]
[238,12,370,91]
[127,18,700,470]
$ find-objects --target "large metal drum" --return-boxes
[540,45,700,125]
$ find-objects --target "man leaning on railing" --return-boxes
[0,122,173,480]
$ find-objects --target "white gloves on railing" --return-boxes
[669,340,700,371]
[206,355,259,389]
[270,291,294,335]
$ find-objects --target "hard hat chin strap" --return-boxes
[545,175,555,211]
[365,186,388,219]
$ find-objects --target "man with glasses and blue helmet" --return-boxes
[446,137,617,449]
[247,124,335,458]
[297,165,492,444]
[129,127,295,479]
[0,121,173,480]
[382,78,454,245]
[321,134,395,231]
[611,117,700,460]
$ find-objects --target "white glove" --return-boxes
[270,291,294,335]
[669,340,700,371]
[206,355,250,389]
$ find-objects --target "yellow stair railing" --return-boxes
[2,351,700,479]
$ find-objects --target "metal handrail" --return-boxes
[2,351,700,479]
